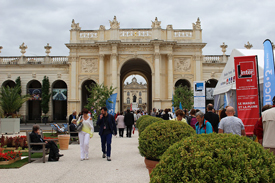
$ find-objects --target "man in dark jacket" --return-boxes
[96,107,117,161]
[204,104,220,133]
[68,110,77,125]
[30,124,63,161]
[124,109,134,137]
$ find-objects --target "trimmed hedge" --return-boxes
[139,120,196,160]
[138,117,163,135]
[150,133,275,183]
[136,115,151,129]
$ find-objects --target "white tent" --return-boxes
[213,49,264,110]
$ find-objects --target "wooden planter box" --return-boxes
[0,118,20,134]
[14,149,28,153]
[0,157,21,165]
[3,147,16,151]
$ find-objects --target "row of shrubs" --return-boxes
[0,135,28,149]
[137,115,275,182]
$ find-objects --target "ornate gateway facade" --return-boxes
[0,17,228,122]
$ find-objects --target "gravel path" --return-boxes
[0,132,150,183]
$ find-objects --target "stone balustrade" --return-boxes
[173,30,193,38]
[119,30,152,38]
[0,56,68,65]
[203,55,229,63]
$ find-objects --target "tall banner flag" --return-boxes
[179,102,183,110]
[106,93,117,116]
[263,39,275,105]
[234,56,260,135]
[172,94,175,113]
[193,81,205,113]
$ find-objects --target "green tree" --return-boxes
[0,85,30,117]
[172,85,194,110]
[41,76,51,117]
[15,76,22,112]
[85,83,116,122]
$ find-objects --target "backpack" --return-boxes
[190,116,197,130]
[202,120,214,133]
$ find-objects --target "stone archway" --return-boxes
[52,80,67,121]
[205,79,218,106]
[81,80,96,110]
[2,80,16,88]
[175,79,191,89]
[120,58,152,112]
[26,80,41,121]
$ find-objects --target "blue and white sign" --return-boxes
[193,81,205,113]
[106,93,117,116]
[263,39,275,105]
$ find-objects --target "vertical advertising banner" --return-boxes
[193,81,205,113]
[234,56,260,135]
[106,93,117,117]
[263,39,275,105]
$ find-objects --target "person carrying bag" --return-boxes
[77,108,94,161]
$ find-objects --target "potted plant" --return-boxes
[136,115,150,129]
[0,85,30,134]
[41,76,51,124]
[138,116,163,135]
[138,120,195,176]
[150,133,275,182]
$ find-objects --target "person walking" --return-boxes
[204,104,220,133]
[161,109,170,120]
[218,106,245,136]
[77,108,94,161]
[124,109,134,138]
[261,96,275,155]
[195,111,213,134]
[189,109,197,130]
[116,112,125,137]
[97,107,117,161]
[151,108,156,117]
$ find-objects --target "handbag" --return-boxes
[76,116,83,132]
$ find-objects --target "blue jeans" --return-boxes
[100,133,112,157]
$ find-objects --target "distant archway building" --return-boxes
[0,16,228,121]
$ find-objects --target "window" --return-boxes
[139,98,142,104]
[127,97,130,104]
[127,91,130,96]
[139,91,142,96]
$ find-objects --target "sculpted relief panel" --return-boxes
[174,57,191,72]
[81,58,98,73]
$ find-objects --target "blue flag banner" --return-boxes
[263,40,275,105]
[172,94,175,113]
[179,102,183,110]
[106,93,117,116]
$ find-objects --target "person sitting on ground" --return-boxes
[195,111,213,134]
[170,109,187,123]
[30,124,63,161]
[69,119,78,137]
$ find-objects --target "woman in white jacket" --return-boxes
[77,108,94,161]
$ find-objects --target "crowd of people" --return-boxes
[29,96,275,162]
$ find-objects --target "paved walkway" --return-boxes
[0,132,150,183]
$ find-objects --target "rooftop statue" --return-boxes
[109,16,120,29]
[151,17,161,28]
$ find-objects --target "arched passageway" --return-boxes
[81,80,96,110]
[52,80,67,121]
[120,59,152,112]
[27,80,42,121]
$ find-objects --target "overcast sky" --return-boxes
[1,0,274,83]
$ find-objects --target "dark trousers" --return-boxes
[46,141,59,159]
[126,125,132,137]
[100,133,112,157]
[119,128,124,137]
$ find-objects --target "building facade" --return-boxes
[0,17,228,122]
[123,77,147,111]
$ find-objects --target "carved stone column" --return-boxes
[195,54,202,81]
[168,53,173,99]
[111,53,118,91]
[99,54,104,84]
[69,56,78,100]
